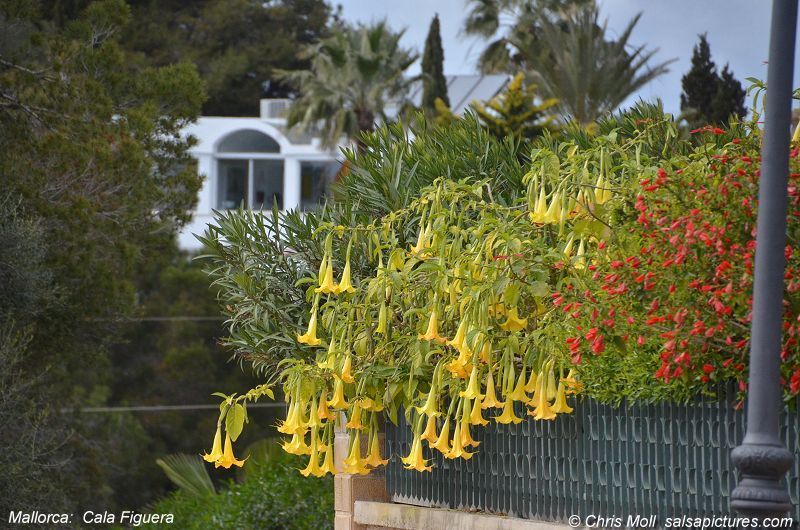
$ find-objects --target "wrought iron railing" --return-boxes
[385,394,800,523]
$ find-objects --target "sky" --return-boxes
[333,0,800,116]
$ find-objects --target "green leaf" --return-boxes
[529,281,549,297]
[226,403,246,442]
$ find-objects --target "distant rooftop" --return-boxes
[406,74,509,115]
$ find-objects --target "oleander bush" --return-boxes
[198,103,800,477]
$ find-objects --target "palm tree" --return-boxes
[279,22,418,149]
[464,1,674,125]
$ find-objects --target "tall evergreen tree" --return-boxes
[711,64,747,124]
[422,14,449,113]
[680,34,745,127]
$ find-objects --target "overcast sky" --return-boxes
[334,0,800,116]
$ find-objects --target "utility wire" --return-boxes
[64,403,285,413]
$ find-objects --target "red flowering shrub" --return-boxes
[561,131,800,403]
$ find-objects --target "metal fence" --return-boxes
[385,394,800,523]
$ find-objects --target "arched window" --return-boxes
[217,129,280,153]
[216,129,284,210]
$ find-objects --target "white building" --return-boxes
[178,75,508,251]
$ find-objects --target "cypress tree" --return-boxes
[711,64,747,124]
[422,14,450,113]
[680,34,718,126]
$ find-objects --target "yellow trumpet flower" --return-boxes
[546,366,557,400]
[420,415,439,443]
[300,430,325,477]
[550,381,574,414]
[529,372,556,421]
[365,433,388,468]
[469,395,489,426]
[458,365,483,400]
[445,423,474,460]
[319,439,337,475]
[375,302,387,334]
[297,303,322,346]
[415,388,440,418]
[327,377,349,410]
[215,432,248,469]
[345,404,365,430]
[563,234,575,259]
[543,190,562,224]
[418,309,446,343]
[481,369,504,409]
[202,426,224,463]
[508,365,529,402]
[574,239,586,271]
[446,318,471,357]
[317,391,335,421]
[315,255,338,294]
[337,259,356,294]
[357,397,384,412]
[282,431,311,455]
[340,353,356,384]
[562,369,583,394]
[343,435,370,475]
[402,436,433,472]
[278,400,303,435]
[495,398,522,425]
[499,306,528,332]
[460,418,480,448]
[595,174,612,204]
[430,417,451,454]
[529,187,548,224]
[524,367,538,394]
[572,189,588,217]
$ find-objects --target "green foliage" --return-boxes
[0,0,205,512]
[465,1,673,125]
[156,454,216,497]
[280,21,418,147]
[144,452,333,530]
[421,14,449,113]
[680,35,747,128]
[472,72,559,139]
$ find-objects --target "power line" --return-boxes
[64,403,285,413]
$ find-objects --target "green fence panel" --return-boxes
[385,394,800,523]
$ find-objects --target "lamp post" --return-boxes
[730,0,798,519]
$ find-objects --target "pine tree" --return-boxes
[422,14,450,114]
[680,34,719,126]
[471,73,559,139]
[711,64,747,124]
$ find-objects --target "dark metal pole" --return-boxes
[731,0,798,519]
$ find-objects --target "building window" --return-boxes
[300,160,341,210]
[217,129,284,210]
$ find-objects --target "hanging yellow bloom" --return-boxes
[415,388,439,418]
[524,367,538,393]
[278,400,304,435]
[300,429,325,477]
[345,404,365,430]
[445,423,474,460]
[495,398,523,424]
[550,380,574,414]
[572,189,588,218]
[365,432,388,468]
[327,377,349,410]
[202,426,224,463]
[337,260,356,294]
[469,395,489,426]
[215,432,247,469]
[546,365,558,400]
[315,256,338,294]
[562,369,583,394]
[297,303,322,346]
[420,415,439,443]
[430,417,451,454]
[446,318,471,357]
[574,239,586,271]
[340,353,356,384]
[282,431,311,455]
[529,372,556,421]
[375,302,387,334]
[563,234,576,259]
[402,436,432,472]
[481,369,504,409]
[595,174,612,204]
[317,391,335,421]
[499,306,528,332]
[358,397,384,412]
[319,438,337,475]
[418,309,446,343]
[460,419,480,448]
[529,187,548,224]
[458,365,483,400]
[508,364,529,402]
[343,434,370,475]
[543,190,562,224]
